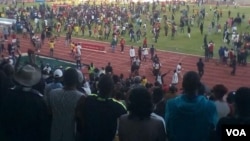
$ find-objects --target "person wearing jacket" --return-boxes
[165,71,218,141]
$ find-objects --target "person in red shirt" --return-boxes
[11,33,17,46]
[143,37,147,47]
[11,33,16,39]
[208,41,214,59]
[120,37,125,53]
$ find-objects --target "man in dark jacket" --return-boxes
[0,64,51,141]
[231,56,236,75]
[197,58,204,78]
[75,74,127,141]
[105,62,113,74]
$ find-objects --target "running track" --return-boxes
[17,36,250,92]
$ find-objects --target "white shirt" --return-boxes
[23,28,27,32]
[99,69,105,76]
[172,72,178,84]
[224,50,229,57]
[76,45,82,55]
[231,33,236,41]
[83,82,91,95]
[154,63,160,70]
[236,34,239,42]
[232,26,237,31]
[12,38,16,43]
[135,59,140,66]
[214,101,230,119]
[118,16,121,21]
[34,18,38,24]
[44,20,48,26]
[119,113,166,141]
[156,75,162,85]
[143,48,148,55]
[176,64,182,73]
[129,48,135,57]
[9,58,13,65]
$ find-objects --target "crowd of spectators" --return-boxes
[0,53,250,141]
[0,1,249,141]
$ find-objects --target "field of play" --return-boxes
[1,2,250,91]
[2,2,250,57]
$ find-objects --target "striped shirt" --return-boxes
[47,88,84,141]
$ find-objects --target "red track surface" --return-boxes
[15,36,250,92]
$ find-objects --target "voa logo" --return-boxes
[226,129,247,136]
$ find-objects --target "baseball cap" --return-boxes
[53,69,63,78]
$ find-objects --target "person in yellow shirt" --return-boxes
[49,39,55,57]
[98,24,101,31]
[88,62,95,81]
[70,42,76,57]
[74,25,79,36]
[141,76,148,86]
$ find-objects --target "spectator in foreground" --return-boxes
[75,74,127,141]
[0,64,51,141]
[165,85,178,102]
[216,87,250,141]
[152,87,165,118]
[75,69,90,95]
[211,84,230,119]
[160,85,179,118]
[0,70,8,103]
[47,68,85,141]
[226,91,236,117]
[119,87,166,141]
[165,71,218,141]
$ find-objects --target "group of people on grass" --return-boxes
[0,0,248,74]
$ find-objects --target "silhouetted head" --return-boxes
[152,87,164,104]
[212,84,228,101]
[63,68,79,89]
[182,71,201,96]
[234,87,250,117]
[98,74,114,98]
[128,87,153,120]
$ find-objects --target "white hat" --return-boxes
[53,69,63,78]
